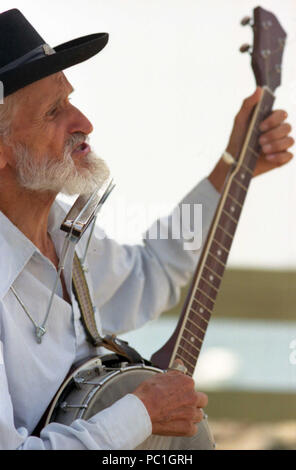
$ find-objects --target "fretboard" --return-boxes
[151,86,275,376]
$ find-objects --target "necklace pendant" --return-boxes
[35,326,46,344]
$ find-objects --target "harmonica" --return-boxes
[60,178,115,240]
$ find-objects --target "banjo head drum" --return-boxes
[45,355,216,450]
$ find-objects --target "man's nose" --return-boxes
[69,106,94,136]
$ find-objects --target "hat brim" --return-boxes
[0,32,109,97]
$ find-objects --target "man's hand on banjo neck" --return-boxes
[133,89,294,437]
[209,87,294,193]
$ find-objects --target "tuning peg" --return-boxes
[239,43,252,54]
[241,16,252,26]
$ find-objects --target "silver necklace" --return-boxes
[9,179,115,344]
[10,235,72,343]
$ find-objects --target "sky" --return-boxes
[2,0,296,268]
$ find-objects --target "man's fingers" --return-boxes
[169,359,187,374]
[253,152,293,176]
[195,407,204,423]
[156,407,203,437]
[161,405,204,423]
[264,151,293,164]
[260,109,288,131]
[195,391,208,408]
[259,123,292,144]
[261,136,294,155]
[227,90,293,178]
[133,362,209,437]
[155,420,199,437]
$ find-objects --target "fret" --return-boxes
[186,367,195,377]
[206,253,225,277]
[241,163,254,176]
[185,321,205,335]
[182,334,201,352]
[183,329,203,348]
[210,240,229,263]
[215,227,232,250]
[208,250,226,267]
[213,237,230,253]
[222,209,238,225]
[180,337,202,361]
[199,278,218,301]
[187,313,208,332]
[191,299,211,320]
[175,354,194,375]
[217,224,233,240]
[184,325,204,341]
[194,289,214,311]
[229,180,247,205]
[219,212,236,235]
[235,166,253,187]
[233,177,248,192]
[244,154,257,173]
[177,344,196,364]
[180,338,200,359]
[201,267,221,289]
[203,264,223,282]
[201,275,219,293]
[196,287,215,303]
[223,201,241,230]
[189,311,209,332]
[247,146,260,158]
[190,304,210,324]
[183,335,203,356]
[227,193,243,209]
[196,287,215,305]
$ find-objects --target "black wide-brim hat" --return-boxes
[0,8,109,97]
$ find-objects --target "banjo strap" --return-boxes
[72,252,143,364]
[72,252,102,347]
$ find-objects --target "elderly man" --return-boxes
[0,9,294,450]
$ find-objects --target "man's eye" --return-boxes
[46,97,71,117]
[47,106,58,116]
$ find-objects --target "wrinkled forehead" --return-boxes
[17,72,73,110]
[24,72,72,101]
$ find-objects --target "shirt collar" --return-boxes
[0,198,70,300]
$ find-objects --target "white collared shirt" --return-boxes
[0,178,219,450]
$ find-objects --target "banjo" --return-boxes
[40,7,287,449]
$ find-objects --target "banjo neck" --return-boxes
[151,88,274,376]
[168,88,274,376]
[151,6,286,376]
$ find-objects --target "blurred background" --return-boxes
[4,0,296,449]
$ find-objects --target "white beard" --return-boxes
[12,139,110,196]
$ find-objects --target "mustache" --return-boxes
[65,133,89,153]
